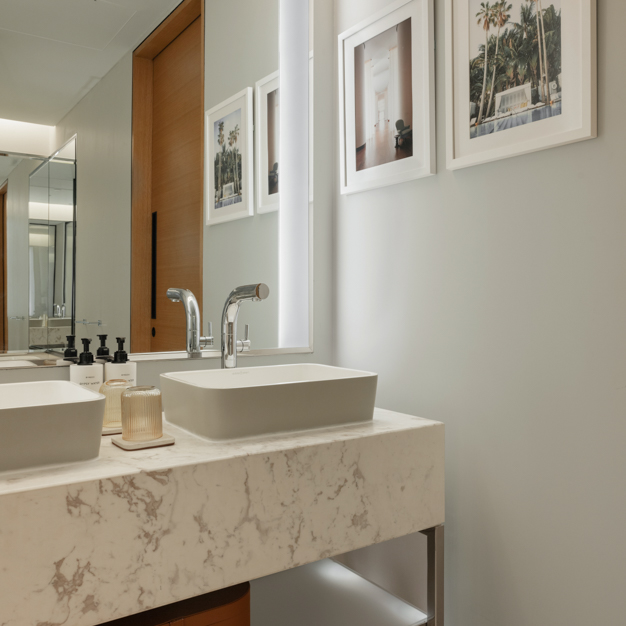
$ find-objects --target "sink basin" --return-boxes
[0,381,105,473]
[161,364,377,440]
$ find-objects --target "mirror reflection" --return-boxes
[28,145,76,350]
[0,0,311,362]
[0,143,76,354]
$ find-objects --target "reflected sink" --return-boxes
[0,381,105,473]
[0,360,38,369]
[161,364,377,440]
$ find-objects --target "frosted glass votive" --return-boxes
[121,386,163,442]
[100,379,131,428]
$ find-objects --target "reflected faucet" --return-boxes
[221,284,270,369]
[166,288,214,358]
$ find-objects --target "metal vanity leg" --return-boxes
[421,524,444,626]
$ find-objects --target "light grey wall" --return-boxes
[203,0,280,349]
[54,53,132,349]
[6,158,43,351]
[334,1,626,625]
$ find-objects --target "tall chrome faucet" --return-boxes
[221,283,270,369]
[166,288,214,358]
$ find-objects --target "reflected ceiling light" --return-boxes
[28,201,74,222]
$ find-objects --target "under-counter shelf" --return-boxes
[251,559,428,626]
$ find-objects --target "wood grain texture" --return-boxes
[135,0,202,60]
[151,16,203,353]
[131,56,154,353]
[131,0,203,353]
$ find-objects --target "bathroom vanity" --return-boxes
[0,408,444,626]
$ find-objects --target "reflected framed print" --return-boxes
[255,71,280,214]
[206,87,254,225]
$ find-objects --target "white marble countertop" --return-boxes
[0,408,444,626]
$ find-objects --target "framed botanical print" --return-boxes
[446,0,597,170]
[206,87,254,225]
[338,0,436,195]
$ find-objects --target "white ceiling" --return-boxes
[0,0,183,126]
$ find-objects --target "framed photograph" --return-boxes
[338,0,435,196]
[255,71,280,213]
[446,0,597,170]
[206,87,254,225]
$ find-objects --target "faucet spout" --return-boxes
[166,288,203,358]
[221,283,269,369]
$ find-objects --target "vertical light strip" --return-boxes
[279,0,309,348]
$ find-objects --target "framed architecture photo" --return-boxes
[255,71,280,214]
[446,0,597,170]
[206,87,254,225]
[338,0,436,195]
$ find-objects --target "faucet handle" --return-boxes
[237,324,251,353]
[200,321,214,348]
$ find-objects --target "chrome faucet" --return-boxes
[221,283,269,369]
[166,288,214,358]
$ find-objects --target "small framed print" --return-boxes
[255,71,280,213]
[338,0,436,195]
[206,87,254,225]
[446,0,597,170]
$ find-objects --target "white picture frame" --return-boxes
[206,87,254,225]
[338,0,435,196]
[446,0,597,171]
[255,71,280,214]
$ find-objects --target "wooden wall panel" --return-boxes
[131,57,154,353]
[151,17,203,352]
[131,0,203,353]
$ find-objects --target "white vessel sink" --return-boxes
[0,381,105,473]
[161,363,377,440]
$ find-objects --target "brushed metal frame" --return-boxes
[420,524,444,626]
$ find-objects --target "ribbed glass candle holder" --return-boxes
[100,379,130,428]
[121,386,163,442]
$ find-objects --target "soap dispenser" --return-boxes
[58,335,78,365]
[104,337,137,386]
[96,334,111,364]
[69,338,104,390]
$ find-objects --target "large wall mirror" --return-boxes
[0,0,312,365]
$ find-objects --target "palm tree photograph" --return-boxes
[469,0,562,139]
[213,108,243,209]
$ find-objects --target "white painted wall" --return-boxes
[333,1,626,625]
[54,54,133,348]
[0,119,53,156]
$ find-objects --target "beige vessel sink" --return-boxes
[161,364,377,440]
[0,381,105,473]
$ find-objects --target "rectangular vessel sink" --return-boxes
[161,364,377,440]
[0,381,105,473]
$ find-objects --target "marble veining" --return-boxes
[0,408,444,626]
